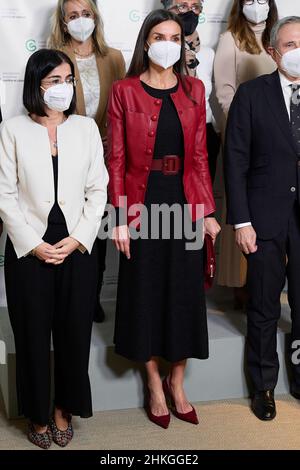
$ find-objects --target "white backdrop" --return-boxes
[0,0,298,306]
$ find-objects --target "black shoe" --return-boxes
[251,390,276,421]
[93,301,105,323]
[290,387,300,400]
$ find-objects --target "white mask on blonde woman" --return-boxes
[67,17,95,42]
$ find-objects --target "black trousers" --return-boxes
[4,223,98,426]
[206,123,221,183]
[95,237,107,301]
[246,202,300,392]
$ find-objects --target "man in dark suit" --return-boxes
[225,16,300,421]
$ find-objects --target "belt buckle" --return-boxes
[162,155,179,175]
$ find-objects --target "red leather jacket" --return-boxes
[107,75,215,223]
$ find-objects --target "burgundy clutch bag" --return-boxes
[204,234,216,290]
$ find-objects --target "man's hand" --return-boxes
[235,225,257,254]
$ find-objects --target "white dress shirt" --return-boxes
[76,54,100,119]
[234,71,300,229]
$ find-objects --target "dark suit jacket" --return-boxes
[224,70,299,240]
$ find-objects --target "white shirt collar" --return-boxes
[279,71,300,90]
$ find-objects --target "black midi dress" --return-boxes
[114,82,208,363]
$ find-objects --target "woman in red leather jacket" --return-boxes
[107,9,220,429]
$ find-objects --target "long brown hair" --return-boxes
[48,0,109,56]
[127,9,194,102]
[228,0,278,54]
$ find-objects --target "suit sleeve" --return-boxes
[214,32,237,117]
[224,83,252,225]
[116,50,126,80]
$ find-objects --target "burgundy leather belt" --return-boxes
[151,155,182,175]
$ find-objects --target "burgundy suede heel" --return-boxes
[163,377,199,425]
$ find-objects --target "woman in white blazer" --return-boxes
[0,49,108,449]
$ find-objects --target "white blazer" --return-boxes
[0,114,109,258]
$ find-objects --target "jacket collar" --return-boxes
[129,74,194,110]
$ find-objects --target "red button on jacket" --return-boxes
[107,75,215,223]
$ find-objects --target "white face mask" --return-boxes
[243,2,270,25]
[41,82,74,112]
[147,41,181,70]
[66,17,95,42]
[279,47,300,79]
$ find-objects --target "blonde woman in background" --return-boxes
[48,0,125,322]
[214,0,278,307]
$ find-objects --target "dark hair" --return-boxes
[160,0,173,7]
[127,9,194,101]
[228,0,278,54]
[23,48,76,117]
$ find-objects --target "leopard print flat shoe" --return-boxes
[50,415,73,447]
[27,422,52,449]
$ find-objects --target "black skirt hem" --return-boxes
[115,348,209,363]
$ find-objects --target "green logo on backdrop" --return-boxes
[199,13,206,24]
[0,255,4,268]
[26,39,37,52]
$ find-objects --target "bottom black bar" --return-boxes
[0,450,299,466]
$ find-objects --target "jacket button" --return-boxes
[151,115,158,121]
[59,200,65,205]
[148,130,155,137]
[154,100,161,105]
[290,187,296,192]
[146,149,152,155]
[139,184,146,189]
[144,166,150,171]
